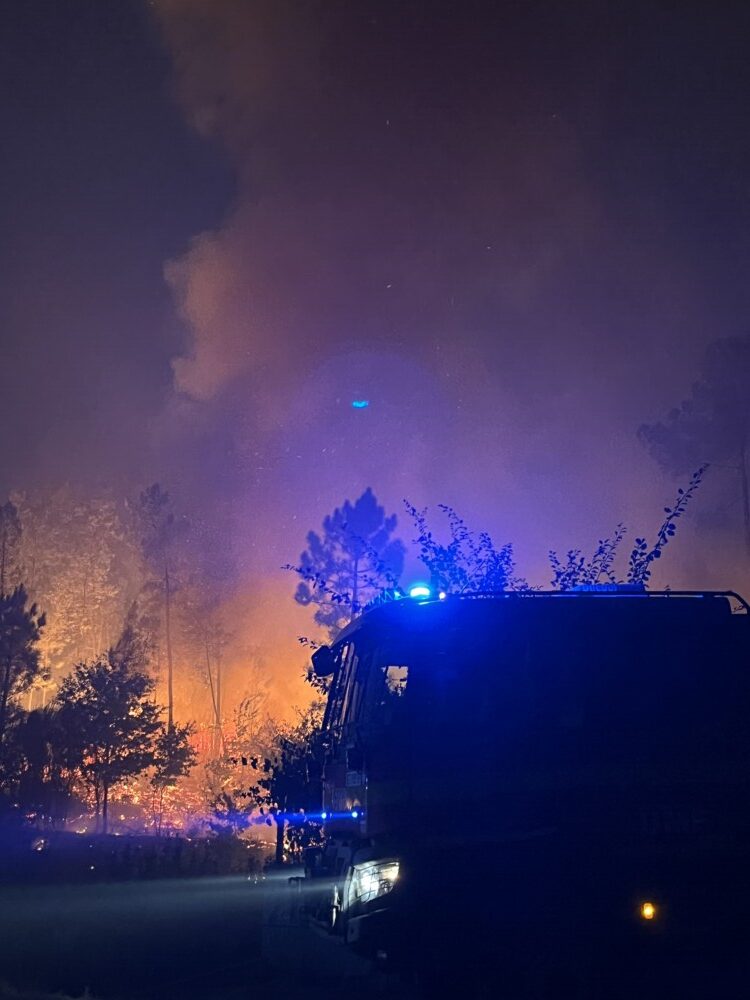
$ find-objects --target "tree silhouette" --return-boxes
[138,484,187,728]
[639,334,750,556]
[405,502,527,593]
[626,466,707,586]
[180,587,229,756]
[9,708,72,826]
[0,587,45,744]
[288,488,405,638]
[242,703,325,864]
[55,647,161,834]
[548,468,706,588]
[548,525,627,590]
[151,721,197,835]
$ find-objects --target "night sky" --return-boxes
[3,1,750,688]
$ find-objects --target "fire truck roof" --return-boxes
[331,587,748,648]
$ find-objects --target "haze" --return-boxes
[3,0,750,705]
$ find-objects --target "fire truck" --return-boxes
[308,587,750,996]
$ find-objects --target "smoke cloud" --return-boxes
[149,0,750,672]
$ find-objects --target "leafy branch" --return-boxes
[627,465,708,585]
[404,502,527,593]
[549,524,627,590]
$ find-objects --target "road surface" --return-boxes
[0,871,413,1000]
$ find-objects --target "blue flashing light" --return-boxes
[438,591,447,600]
[408,584,431,599]
[321,811,328,820]
[351,810,360,819]
[351,400,370,409]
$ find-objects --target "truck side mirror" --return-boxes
[312,645,337,677]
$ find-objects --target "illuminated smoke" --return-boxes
[150,0,749,711]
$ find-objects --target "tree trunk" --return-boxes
[0,658,13,743]
[0,526,6,596]
[204,638,220,756]
[275,812,285,865]
[741,444,750,560]
[164,563,174,729]
[216,653,223,754]
[79,573,87,662]
[102,783,109,835]
[351,557,359,620]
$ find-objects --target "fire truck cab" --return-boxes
[310,587,750,995]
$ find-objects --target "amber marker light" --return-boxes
[640,901,657,921]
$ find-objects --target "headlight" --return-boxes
[347,859,400,907]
